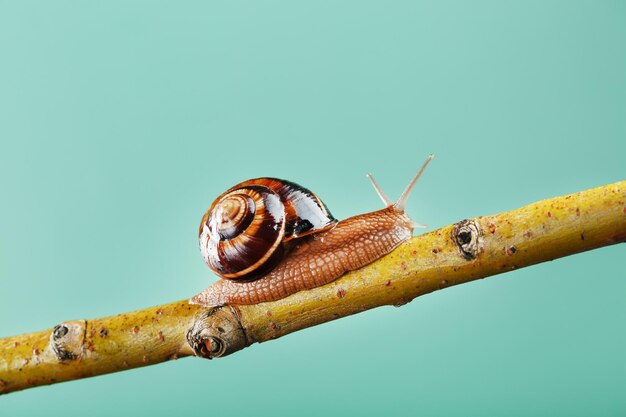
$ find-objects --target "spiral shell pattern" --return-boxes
[199,178,336,280]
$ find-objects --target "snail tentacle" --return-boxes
[366,173,393,207]
[394,154,434,212]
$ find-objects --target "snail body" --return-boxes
[191,156,433,307]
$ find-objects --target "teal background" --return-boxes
[1,1,624,415]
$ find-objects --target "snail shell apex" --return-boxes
[199,178,337,280]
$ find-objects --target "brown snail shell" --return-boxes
[198,178,337,281]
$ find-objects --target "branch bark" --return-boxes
[1,181,625,395]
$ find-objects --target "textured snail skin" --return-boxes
[190,206,413,307]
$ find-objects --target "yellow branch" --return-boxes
[0,302,199,393]
[1,181,624,394]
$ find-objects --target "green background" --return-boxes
[1,1,624,415]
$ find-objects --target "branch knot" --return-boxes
[50,320,86,361]
[453,219,483,260]
[186,306,247,359]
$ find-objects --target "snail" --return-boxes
[190,155,434,307]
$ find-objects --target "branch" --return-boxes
[1,181,625,394]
